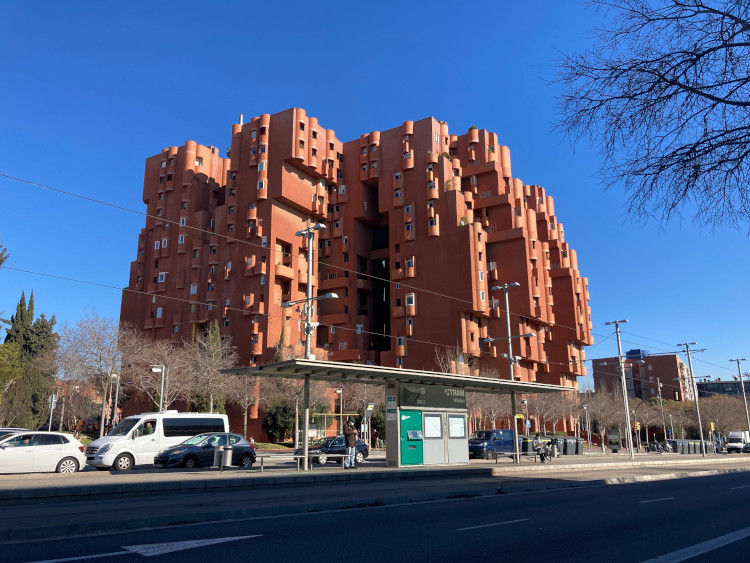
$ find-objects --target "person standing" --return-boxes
[344,417,358,469]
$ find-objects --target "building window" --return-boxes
[158,272,166,282]
[156,307,163,319]
[257,180,264,190]
[173,325,179,333]
[154,241,160,249]
[396,336,404,346]
[405,205,412,213]
[396,357,404,367]
[394,172,401,180]
[208,284,214,292]
[480,291,486,301]
[259,144,266,153]
[161,161,166,168]
[394,189,402,198]
[370,161,377,169]
[178,235,185,244]
[209,265,215,274]
[334,221,340,228]
[228,224,234,233]
[195,157,203,167]
[405,293,415,306]
[162,238,168,248]
[229,206,235,215]
[180,217,187,226]
[250,147,256,156]
[181,201,188,209]
[258,161,266,171]
[223,318,230,327]
[478,271,484,281]
[261,236,267,247]
[251,130,257,140]
[404,152,411,159]
[339,185,346,194]
[405,258,414,268]
[260,275,265,285]
[190,284,197,295]
[299,140,305,150]
[405,223,413,231]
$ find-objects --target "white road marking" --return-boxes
[27,535,261,562]
[639,497,674,504]
[642,526,750,562]
[456,518,529,531]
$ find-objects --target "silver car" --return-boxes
[0,431,87,474]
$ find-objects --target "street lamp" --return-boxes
[150,365,166,412]
[522,399,529,433]
[583,405,591,450]
[729,359,750,436]
[657,378,668,444]
[489,282,525,464]
[336,388,343,434]
[678,342,706,457]
[111,373,121,428]
[605,319,634,460]
[669,413,674,438]
[282,222,335,470]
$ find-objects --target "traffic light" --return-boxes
[634,422,641,431]
[709,422,715,431]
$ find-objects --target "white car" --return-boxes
[0,431,87,474]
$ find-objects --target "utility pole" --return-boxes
[657,378,668,444]
[729,359,750,436]
[605,319,634,459]
[678,342,706,457]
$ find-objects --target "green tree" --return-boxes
[0,342,23,404]
[5,291,34,349]
[0,243,8,268]
[262,403,295,442]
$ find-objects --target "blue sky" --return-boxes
[1,1,747,386]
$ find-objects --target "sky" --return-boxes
[1,1,748,387]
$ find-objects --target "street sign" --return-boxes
[48,395,58,410]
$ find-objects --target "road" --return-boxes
[5,471,750,562]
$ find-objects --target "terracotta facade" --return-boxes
[121,108,593,428]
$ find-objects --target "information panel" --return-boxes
[398,383,466,409]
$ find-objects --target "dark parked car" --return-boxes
[154,432,256,469]
[294,435,369,465]
[468,429,518,459]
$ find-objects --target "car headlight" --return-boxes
[98,444,112,454]
[169,449,185,456]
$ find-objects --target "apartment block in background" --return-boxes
[121,108,594,430]
[592,349,691,401]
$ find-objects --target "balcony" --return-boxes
[275,263,294,280]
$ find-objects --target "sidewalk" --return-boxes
[0,452,747,542]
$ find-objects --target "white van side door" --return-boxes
[131,418,159,465]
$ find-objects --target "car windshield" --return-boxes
[108,419,139,437]
[182,433,213,445]
[470,431,492,440]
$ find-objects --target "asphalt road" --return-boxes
[6,471,750,562]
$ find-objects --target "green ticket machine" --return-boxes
[386,381,469,467]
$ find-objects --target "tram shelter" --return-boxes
[224,359,572,468]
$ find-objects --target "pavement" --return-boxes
[1,450,748,542]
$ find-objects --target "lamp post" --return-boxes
[522,399,529,433]
[151,365,166,412]
[605,319,634,459]
[583,405,591,450]
[657,378,668,443]
[489,281,527,464]
[678,342,706,457]
[111,373,120,428]
[336,388,343,434]
[281,222,336,470]
[729,359,750,436]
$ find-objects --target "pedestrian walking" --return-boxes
[344,417,358,469]
[371,429,378,449]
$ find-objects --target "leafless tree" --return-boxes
[224,375,259,439]
[434,344,477,376]
[185,322,239,413]
[556,1,750,229]
[57,312,122,438]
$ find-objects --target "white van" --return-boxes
[86,411,229,470]
[726,430,750,454]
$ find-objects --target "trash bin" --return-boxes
[213,446,223,467]
[576,438,584,455]
[222,445,233,467]
[562,437,573,455]
[690,440,698,454]
[521,436,534,455]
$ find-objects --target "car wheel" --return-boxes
[355,451,364,464]
[183,455,199,469]
[113,454,134,471]
[240,454,254,468]
[317,454,327,465]
[56,457,79,474]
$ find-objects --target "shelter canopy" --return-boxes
[223,359,573,395]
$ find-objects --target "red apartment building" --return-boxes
[121,108,593,433]
[592,349,691,401]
